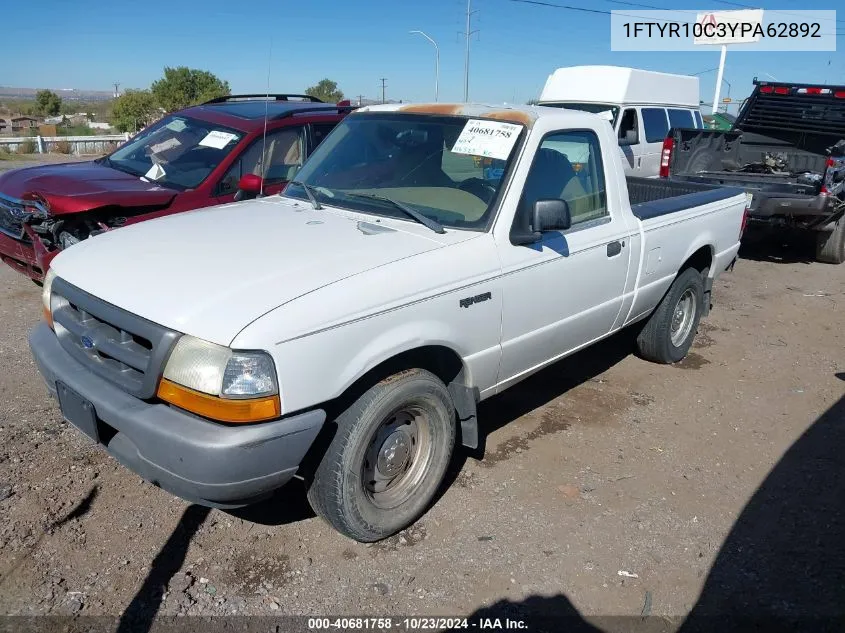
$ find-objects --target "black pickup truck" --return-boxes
[661,79,845,264]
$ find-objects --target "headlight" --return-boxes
[158,335,280,423]
[42,268,57,328]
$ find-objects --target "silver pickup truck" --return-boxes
[31,103,747,541]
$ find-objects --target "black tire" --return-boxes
[636,267,705,364]
[815,218,845,264]
[306,369,456,542]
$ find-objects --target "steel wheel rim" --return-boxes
[362,406,434,510]
[670,288,697,347]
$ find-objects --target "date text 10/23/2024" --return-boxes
[307,617,528,630]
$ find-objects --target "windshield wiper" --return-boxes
[289,180,323,210]
[345,193,446,234]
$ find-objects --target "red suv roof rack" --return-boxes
[202,94,324,104]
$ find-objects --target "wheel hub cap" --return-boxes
[670,288,696,347]
[377,430,412,477]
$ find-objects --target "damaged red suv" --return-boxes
[0,95,354,282]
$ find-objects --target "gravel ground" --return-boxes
[0,217,843,630]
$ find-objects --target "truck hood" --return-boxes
[51,196,477,346]
[0,161,176,214]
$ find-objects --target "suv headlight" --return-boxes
[158,335,280,423]
[42,268,57,328]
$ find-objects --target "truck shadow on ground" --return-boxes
[470,326,639,460]
[462,393,845,633]
[738,229,818,265]
[227,478,316,526]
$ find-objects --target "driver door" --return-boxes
[214,126,306,203]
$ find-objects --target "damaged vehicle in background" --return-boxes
[662,79,845,264]
[0,94,354,282]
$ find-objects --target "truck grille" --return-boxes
[50,277,180,398]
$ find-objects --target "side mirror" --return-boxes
[618,129,638,146]
[234,174,263,201]
[533,199,571,232]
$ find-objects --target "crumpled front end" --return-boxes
[0,192,52,281]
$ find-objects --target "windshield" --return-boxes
[284,113,525,230]
[104,116,243,190]
[541,102,620,126]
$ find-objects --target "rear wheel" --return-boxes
[815,218,845,264]
[636,267,705,364]
[306,369,456,542]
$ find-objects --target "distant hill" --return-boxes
[0,87,115,101]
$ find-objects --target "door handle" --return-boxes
[607,241,622,257]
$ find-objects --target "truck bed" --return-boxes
[626,176,745,221]
[668,130,826,196]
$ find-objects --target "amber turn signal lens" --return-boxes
[157,379,281,423]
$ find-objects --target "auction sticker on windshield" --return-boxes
[199,130,239,150]
[452,119,521,161]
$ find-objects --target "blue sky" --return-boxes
[6,0,843,112]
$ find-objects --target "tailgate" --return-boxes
[668,128,743,176]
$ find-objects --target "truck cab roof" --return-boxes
[356,101,596,128]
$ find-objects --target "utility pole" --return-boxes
[113,82,120,98]
[380,78,387,104]
[461,0,479,102]
[356,94,364,106]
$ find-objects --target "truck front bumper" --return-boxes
[29,322,326,508]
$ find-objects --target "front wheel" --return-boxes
[306,369,456,542]
[636,267,705,364]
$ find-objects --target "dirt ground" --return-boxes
[0,222,842,631]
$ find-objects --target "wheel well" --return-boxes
[322,346,465,416]
[681,245,713,276]
[312,345,479,455]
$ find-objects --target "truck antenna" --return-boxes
[259,41,273,198]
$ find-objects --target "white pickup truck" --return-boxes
[30,103,747,542]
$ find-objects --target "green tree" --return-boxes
[151,67,230,112]
[35,90,62,116]
[305,79,344,103]
[111,90,158,132]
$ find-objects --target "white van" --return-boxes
[539,66,703,178]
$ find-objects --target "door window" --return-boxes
[618,108,639,143]
[310,123,338,151]
[517,130,607,230]
[217,126,305,195]
[641,108,670,143]
[668,108,695,129]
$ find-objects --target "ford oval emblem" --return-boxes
[80,335,95,350]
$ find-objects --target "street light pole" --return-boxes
[410,30,439,102]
